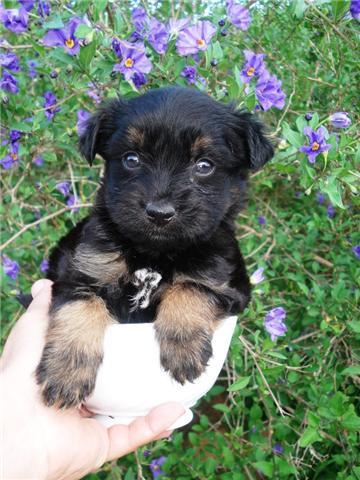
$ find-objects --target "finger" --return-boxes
[106,402,185,461]
[27,279,53,315]
[1,280,53,370]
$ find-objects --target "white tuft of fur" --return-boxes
[131,268,162,310]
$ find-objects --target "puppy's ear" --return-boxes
[230,111,274,171]
[79,99,124,165]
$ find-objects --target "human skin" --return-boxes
[0,279,185,480]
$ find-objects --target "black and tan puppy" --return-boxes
[36,87,273,408]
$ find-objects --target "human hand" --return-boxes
[0,279,185,480]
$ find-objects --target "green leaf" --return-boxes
[79,41,96,69]
[319,176,345,209]
[124,467,135,480]
[44,17,64,30]
[254,461,274,477]
[347,321,360,333]
[213,403,231,413]
[212,40,224,60]
[228,376,251,392]
[75,24,93,38]
[341,365,360,376]
[266,351,287,360]
[299,427,322,447]
[341,408,360,431]
[282,122,303,147]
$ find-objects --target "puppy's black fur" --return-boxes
[36,87,273,407]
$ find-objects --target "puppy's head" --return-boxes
[80,87,273,251]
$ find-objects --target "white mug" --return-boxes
[85,316,237,429]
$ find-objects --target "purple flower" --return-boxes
[131,7,148,33]
[9,130,21,142]
[113,40,152,81]
[2,255,20,280]
[143,449,151,457]
[148,18,168,54]
[40,258,49,273]
[0,71,19,94]
[77,109,91,136]
[0,6,28,34]
[167,18,190,36]
[258,215,266,225]
[350,0,360,20]
[44,91,60,120]
[250,267,265,285]
[1,141,20,169]
[0,53,20,72]
[273,443,284,455]
[305,112,313,121]
[27,59,38,78]
[87,82,102,103]
[327,204,335,218]
[66,195,79,212]
[176,20,216,56]
[32,155,44,166]
[241,50,266,84]
[37,0,51,17]
[181,65,197,84]
[329,112,351,129]
[299,126,331,164]
[132,72,147,89]
[19,0,35,11]
[43,17,83,55]
[264,307,287,341]
[0,155,16,169]
[149,456,166,479]
[255,71,286,111]
[112,38,122,58]
[55,181,70,197]
[226,1,251,30]
[316,191,326,204]
[352,245,360,260]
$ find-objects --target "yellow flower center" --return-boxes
[247,67,255,76]
[10,153,17,160]
[197,38,205,47]
[312,142,320,151]
[124,58,134,68]
[65,38,75,49]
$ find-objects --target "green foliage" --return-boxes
[1,0,359,479]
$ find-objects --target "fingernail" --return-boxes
[31,279,52,297]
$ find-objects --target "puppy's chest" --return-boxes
[102,266,166,324]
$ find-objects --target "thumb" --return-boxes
[105,402,185,461]
[1,279,53,371]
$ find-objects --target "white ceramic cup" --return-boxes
[85,316,237,430]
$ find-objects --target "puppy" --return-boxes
[36,87,274,408]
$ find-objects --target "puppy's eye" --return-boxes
[122,152,140,170]
[194,158,215,177]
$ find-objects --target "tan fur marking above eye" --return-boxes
[127,126,145,146]
[192,136,213,153]
[73,245,128,284]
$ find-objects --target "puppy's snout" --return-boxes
[146,201,175,225]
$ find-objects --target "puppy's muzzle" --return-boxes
[146,201,175,226]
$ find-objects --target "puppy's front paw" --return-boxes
[156,328,213,384]
[36,342,101,408]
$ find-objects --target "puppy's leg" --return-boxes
[36,293,115,408]
[154,284,219,384]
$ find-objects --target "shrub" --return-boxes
[1,1,359,478]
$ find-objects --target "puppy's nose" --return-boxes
[146,202,175,225]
